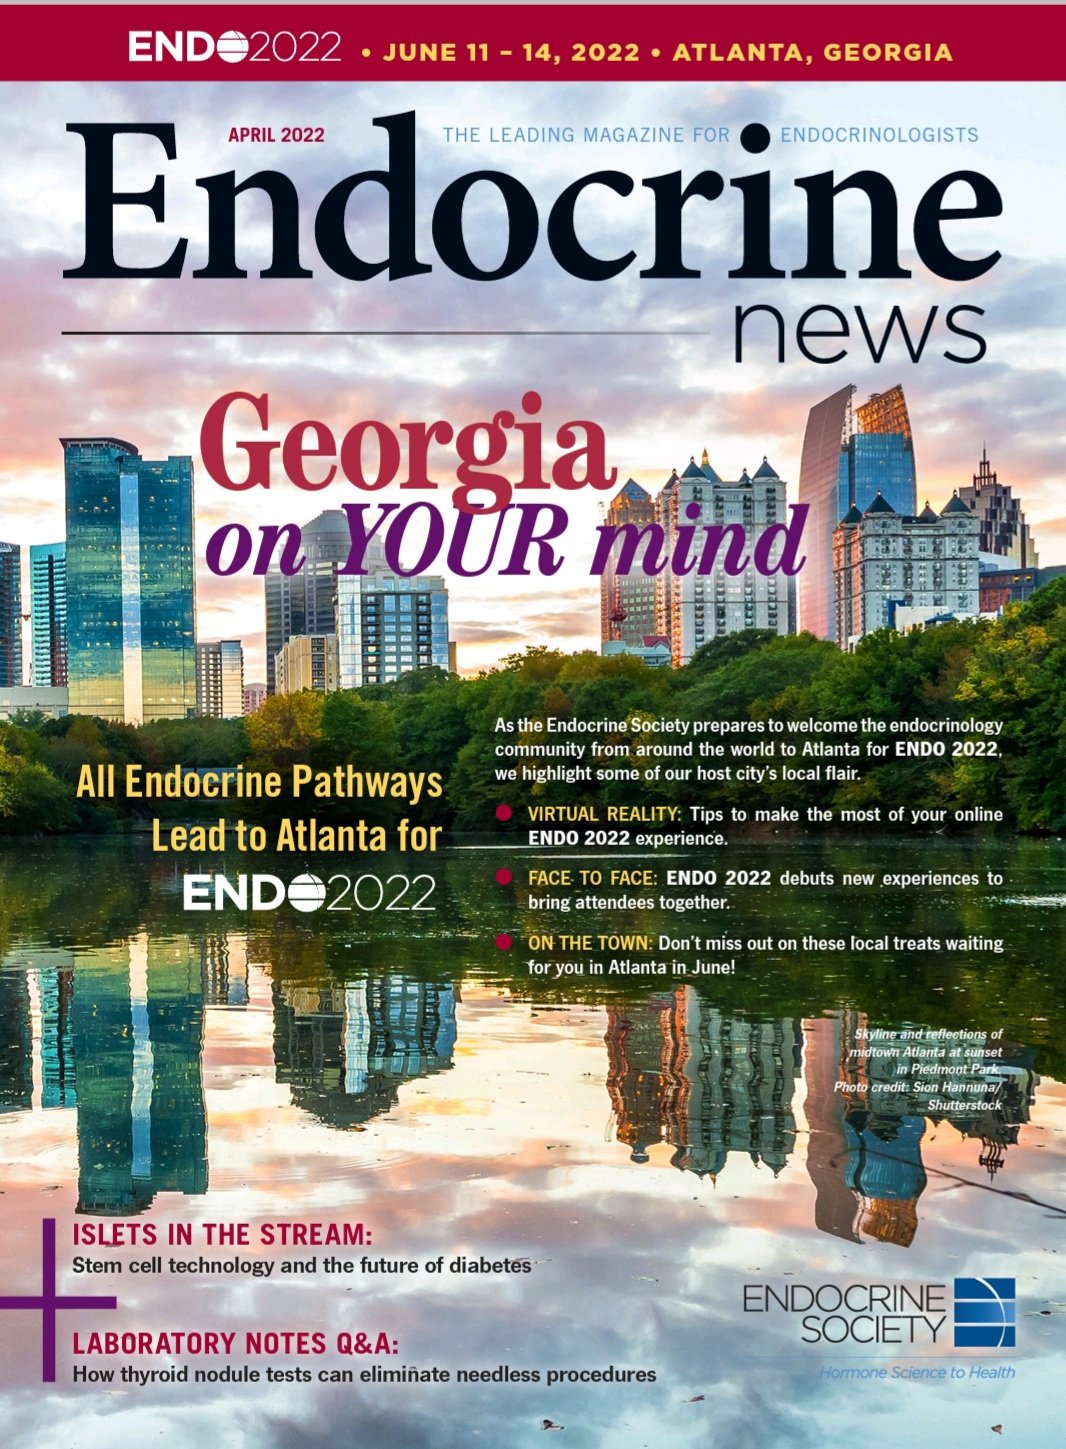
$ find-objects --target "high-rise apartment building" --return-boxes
[63,437,195,722]
[799,384,917,640]
[957,446,1039,568]
[275,633,339,694]
[30,542,67,686]
[264,509,352,694]
[599,479,658,646]
[336,570,450,688]
[664,455,791,665]
[196,639,244,718]
[833,493,980,646]
[242,682,267,715]
[0,541,21,688]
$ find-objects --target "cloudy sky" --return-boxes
[0,79,1063,676]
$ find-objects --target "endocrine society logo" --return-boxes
[129,31,249,63]
[954,1278,1016,1349]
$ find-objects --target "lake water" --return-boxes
[0,836,1063,1448]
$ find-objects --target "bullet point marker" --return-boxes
[495,868,513,886]
[495,803,512,822]
[495,933,512,951]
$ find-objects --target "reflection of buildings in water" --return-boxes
[0,950,78,1112]
[604,988,802,1179]
[38,963,76,1108]
[272,976,457,1129]
[64,936,208,1214]
[803,1012,862,1243]
[200,934,250,1007]
[0,971,33,1112]
[802,1013,1040,1248]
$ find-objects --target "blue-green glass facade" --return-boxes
[836,433,917,521]
[63,438,196,722]
[30,542,67,686]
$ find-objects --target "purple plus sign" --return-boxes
[0,1218,118,1382]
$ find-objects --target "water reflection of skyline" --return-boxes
[1,930,1047,1248]
[602,989,1039,1245]
[0,937,462,1213]
[272,976,457,1129]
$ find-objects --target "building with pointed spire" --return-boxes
[802,1011,1037,1247]
[599,478,658,647]
[958,446,1040,569]
[833,491,980,646]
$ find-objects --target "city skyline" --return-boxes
[1,81,1063,679]
[0,423,1057,707]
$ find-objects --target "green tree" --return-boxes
[245,691,324,765]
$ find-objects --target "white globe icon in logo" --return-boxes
[288,873,327,912]
[217,31,250,64]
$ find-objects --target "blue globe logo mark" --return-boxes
[954,1277,1016,1349]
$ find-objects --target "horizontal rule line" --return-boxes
[60,329,682,337]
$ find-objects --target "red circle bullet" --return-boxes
[495,868,513,886]
[495,933,513,951]
[495,803,513,822]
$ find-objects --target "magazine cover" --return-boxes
[0,4,1063,1445]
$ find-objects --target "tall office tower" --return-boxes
[833,493,980,645]
[30,542,67,686]
[0,541,21,687]
[599,479,658,646]
[653,469,680,641]
[196,639,244,718]
[957,446,1040,568]
[336,570,450,688]
[275,633,339,694]
[62,437,196,722]
[264,508,352,694]
[798,383,917,639]
[668,455,791,666]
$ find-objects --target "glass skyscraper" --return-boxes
[336,570,450,689]
[63,437,196,722]
[30,542,67,686]
[0,541,22,688]
[798,384,917,641]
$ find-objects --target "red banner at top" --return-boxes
[0,5,1062,82]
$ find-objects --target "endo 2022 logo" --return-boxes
[129,31,250,64]
[954,1278,1016,1349]
[128,30,343,64]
